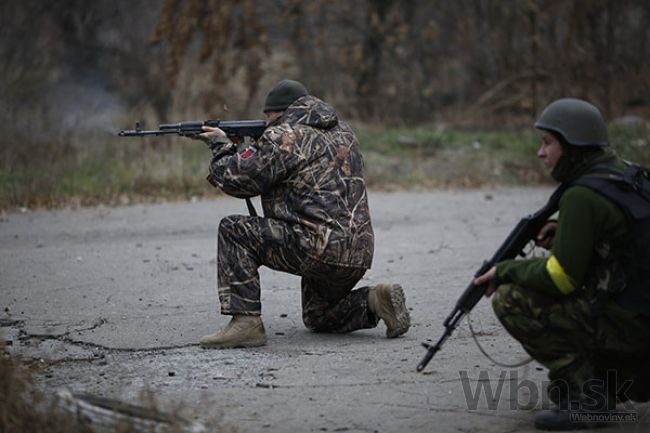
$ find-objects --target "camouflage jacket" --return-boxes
[207,95,374,269]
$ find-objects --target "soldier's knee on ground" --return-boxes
[301,311,329,332]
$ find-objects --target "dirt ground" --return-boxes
[1,188,648,432]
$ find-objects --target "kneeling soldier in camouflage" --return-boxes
[475,98,650,430]
[192,79,410,349]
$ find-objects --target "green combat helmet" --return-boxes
[535,98,609,147]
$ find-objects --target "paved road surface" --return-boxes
[1,189,647,432]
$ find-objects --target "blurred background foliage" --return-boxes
[1,0,649,210]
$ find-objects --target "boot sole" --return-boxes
[200,336,267,349]
[386,285,410,338]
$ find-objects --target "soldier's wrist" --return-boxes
[208,135,231,148]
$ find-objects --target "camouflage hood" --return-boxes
[277,95,339,131]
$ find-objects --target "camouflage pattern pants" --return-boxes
[492,283,650,403]
[216,215,379,333]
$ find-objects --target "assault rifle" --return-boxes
[118,119,267,218]
[118,119,266,139]
[416,184,568,372]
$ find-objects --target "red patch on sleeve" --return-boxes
[240,147,256,159]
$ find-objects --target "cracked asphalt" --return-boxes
[1,189,648,432]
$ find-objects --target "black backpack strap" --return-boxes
[622,163,650,202]
[573,164,650,220]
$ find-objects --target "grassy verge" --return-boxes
[356,124,650,188]
[1,125,648,212]
[357,126,546,188]
[0,139,213,210]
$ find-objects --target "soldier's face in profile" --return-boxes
[537,132,563,172]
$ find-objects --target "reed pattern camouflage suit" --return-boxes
[206,95,378,333]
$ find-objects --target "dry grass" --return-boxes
[1,122,648,213]
[0,345,227,433]
[0,348,87,433]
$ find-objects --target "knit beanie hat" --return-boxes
[263,79,308,112]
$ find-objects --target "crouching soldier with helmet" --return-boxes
[475,98,650,430]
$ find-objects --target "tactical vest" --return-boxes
[573,163,650,315]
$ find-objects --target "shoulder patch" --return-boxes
[240,147,257,159]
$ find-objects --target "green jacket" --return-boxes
[207,95,374,269]
[495,150,632,296]
[496,184,628,296]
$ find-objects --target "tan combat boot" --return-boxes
[199,315,267,349]
[368,283,411,338]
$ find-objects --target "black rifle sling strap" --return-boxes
[245,198,258,217]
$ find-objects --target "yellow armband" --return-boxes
[546,255,576,295]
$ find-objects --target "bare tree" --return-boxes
[150,0,269,114]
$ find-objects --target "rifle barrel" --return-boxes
[117,129,178,137]
[417,325,453,372]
